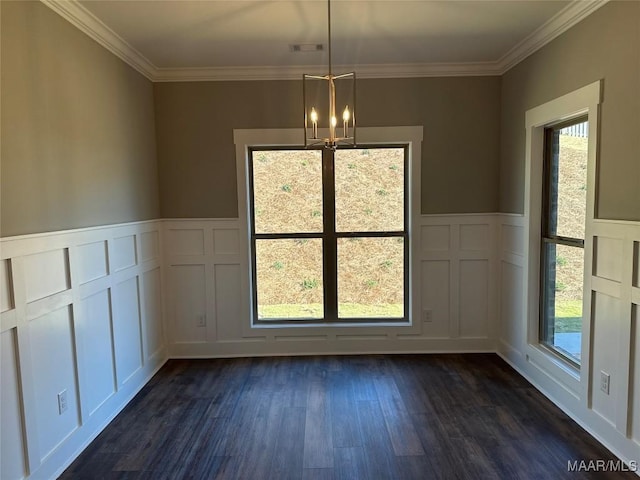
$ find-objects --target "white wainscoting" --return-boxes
[496,214,640,469]
[420,214,498,341]
[4,214,637,477]
[163,215,497,358]
[0,221,166,480]
[497,214,526,358]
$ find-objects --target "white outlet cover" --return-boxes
[57,390,68,414]
[600,372,610,395]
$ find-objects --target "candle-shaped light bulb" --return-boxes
[342,106,350,137]
[310,107,318,138]
[331,116,337,127]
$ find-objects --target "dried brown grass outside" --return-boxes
[555,134,588,305]
[252,148,405,316]
[251,136,587,318]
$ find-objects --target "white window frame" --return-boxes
[523,81,601,399]
[234,126,423,337]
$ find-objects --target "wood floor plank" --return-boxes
[334,446,369,480]
[373,375,425,456]
[451,437,502,479]
[185,417,233,476]
[356,400,400,478]
[301,468,335,480]
[213,455,241,480]
[303,380,334,469]
[393,454,438,480]
[234,390,287,480]
[268,406,306,480]
[410,412,461,478]
[59,452,125,479]
[330,371,361,448]
[134,398,214,475]
[222,381,269,458]
[389,357,433,415]
[61,355,635,480]
[202,359,252,418]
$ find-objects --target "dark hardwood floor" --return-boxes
[61,354,633,479]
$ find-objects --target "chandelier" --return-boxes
[303,0,356,150]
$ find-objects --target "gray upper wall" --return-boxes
[154,77,501,218]
[500,0,640,219]
[2,1,638,237]
[1,1,160,237]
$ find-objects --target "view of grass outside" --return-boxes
[252,150,323,234]
[251,148,405,320]
[337,237,404,318]
[255,238,324,319]
[335,148,404,232]
[546,130,588,361]
[554,244,585,330]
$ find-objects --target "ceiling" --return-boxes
[49,0,606,80]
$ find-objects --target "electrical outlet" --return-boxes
[57,390,68,414]
[197,314,206,327]
[422,309,433,322]
[600,371,610,395]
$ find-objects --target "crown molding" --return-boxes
[497,0,609,73]
[153,62,502,82]
[40,0,157,80]
[41,0,608,82]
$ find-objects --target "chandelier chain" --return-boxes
[327,0,332,76]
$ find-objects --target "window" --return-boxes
[248,146,408,324]
[523,81,599,382]
[540,117,588,366]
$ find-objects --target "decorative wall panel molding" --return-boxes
[0,220,166,480]
[162,215,499,358]
[419,214,498,341]
[497,215,640,469]
[3,213,638,478]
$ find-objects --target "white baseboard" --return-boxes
[169,337,497,358]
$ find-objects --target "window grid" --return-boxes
[248,145,409,324]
